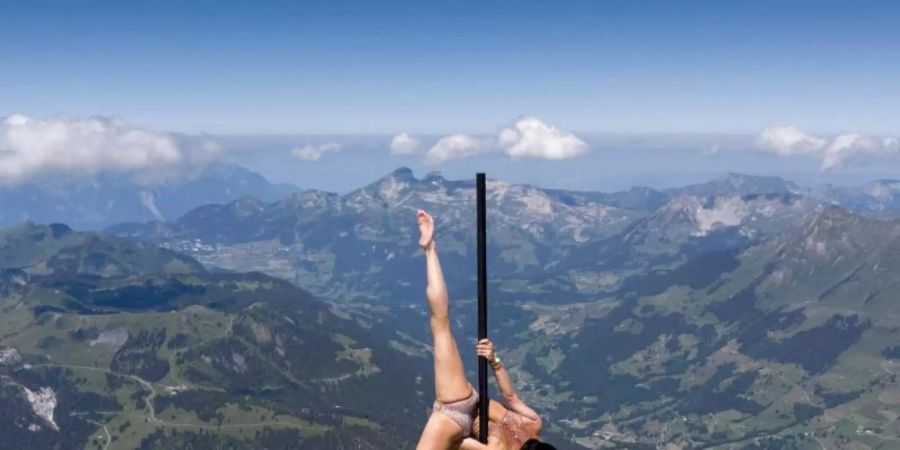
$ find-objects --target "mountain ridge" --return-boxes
[0,163,301,230]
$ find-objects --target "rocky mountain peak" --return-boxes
[674,172,800,197]
[342,167,420,209]
[387,166,416,182]
[422,170,445,184]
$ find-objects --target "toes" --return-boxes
[416,210,433,229]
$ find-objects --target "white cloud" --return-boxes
[134,132,221,185]
[821,133,900,171]
[756,125,900,171]
[498,116,588,159]
[756,125,826,156]
[291,142,342,162]
[389,132,421,155]
[425,134,482,164]
[0,114,188,182]
[419,116,586,165]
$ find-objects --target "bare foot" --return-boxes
[417,209,435,250]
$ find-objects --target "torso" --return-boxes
[491,410,534,449]
[472,405,540,450]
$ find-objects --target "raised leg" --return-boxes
[419,210,472,404]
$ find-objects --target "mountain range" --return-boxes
[2,166,900,448]
[106,169,899,305]
[106,168,900,447]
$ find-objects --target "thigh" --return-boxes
[417,411,463,450]
[431,321,472,403]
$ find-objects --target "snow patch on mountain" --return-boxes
[140,190,165,221]
[694,197,750,235]
[22,386,59,431]
[90,327,129,348]
[658,194,811,238]
[484,179,510,199]
[518,189,553,216]
[0,347,21,365]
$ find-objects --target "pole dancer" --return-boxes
[414,173,555,450]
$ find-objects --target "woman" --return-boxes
[415,209,555,450]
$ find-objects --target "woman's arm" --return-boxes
[476,339,541,422]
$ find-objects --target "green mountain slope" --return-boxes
[0,223,204,277]
[506,207,900,448]
[0,228,429,449]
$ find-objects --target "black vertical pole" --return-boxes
[476,173,489,443]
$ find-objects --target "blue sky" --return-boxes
[2,0,898,135]
[0,1,898,191]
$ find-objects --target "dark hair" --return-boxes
[520,439,556,450]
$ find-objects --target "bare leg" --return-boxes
[418,210,471,404]
[417,412,465,450]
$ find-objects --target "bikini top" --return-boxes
[472,409,538,450]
